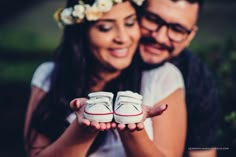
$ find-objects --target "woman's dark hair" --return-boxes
[25,0,142,156]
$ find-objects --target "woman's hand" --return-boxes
[70,98,167,131]
[117,104,168,131]
[70,98,116,131]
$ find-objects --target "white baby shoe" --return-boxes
[84,91,114,122]
[114,91,143,124]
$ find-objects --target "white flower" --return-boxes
[85,4,103,21]
[55,0,146,26]
[72,4,85,19]
[95,0,113,12]
[61,7,73,24]
[113,0,123,4]
[132,0,145,6]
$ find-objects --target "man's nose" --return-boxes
[151,26,169,44]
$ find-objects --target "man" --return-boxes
[139,0,220,156]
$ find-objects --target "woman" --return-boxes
[24,0,144,156]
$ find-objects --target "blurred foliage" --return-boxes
[0,60,43,83]
[0,30,57,53]
[192,38,236,154]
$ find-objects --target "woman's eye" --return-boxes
[126,18,137,27]
[97,24,112,32]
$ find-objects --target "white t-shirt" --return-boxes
[31,61,184,157]
[141,62,185,139]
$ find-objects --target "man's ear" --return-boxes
[185,25,198,47]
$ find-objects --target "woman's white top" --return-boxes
[31,61,184,157]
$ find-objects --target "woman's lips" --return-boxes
[109,48,129,58]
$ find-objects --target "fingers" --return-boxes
[136,123,144,130]
[70,98,88,110]
[70,99,79,110]
[117,123,144,131]
[127,123,144,131]
[90,121,113,131]
[117,123,126,130]
[106,123,111,130]
[80,119,91,126]
[80,120,144,132]
[111,122,117,129]
[91,121,101,130]
[127,123,136,131]
[147,104,168,118]
[99,123,107,131]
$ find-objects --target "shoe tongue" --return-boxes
[117,91,143,100]
[88,91,113,99]
[118,97,142,105]
[87,97,110,105]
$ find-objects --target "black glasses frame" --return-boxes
[140,11,194,43]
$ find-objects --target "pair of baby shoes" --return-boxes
[84,91,143,124]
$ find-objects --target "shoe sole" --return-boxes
[84,111,113,122]
[114,112,143,124]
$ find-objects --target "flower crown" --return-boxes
[54,0,145,26]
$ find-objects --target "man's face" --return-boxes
[139,0,199,64]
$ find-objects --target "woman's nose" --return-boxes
[113,27,130,44]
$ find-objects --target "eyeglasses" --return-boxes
[140,11,193,43]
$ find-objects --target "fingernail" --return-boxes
[160,104,168,111]
[160,104,167,109]
[163,104,168,111]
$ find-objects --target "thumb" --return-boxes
[70,98,88,111]
[148,104,168,118]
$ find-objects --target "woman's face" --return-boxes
[88,1,140,70]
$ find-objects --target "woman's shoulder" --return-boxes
[36,61,55,70]
[141,62,185,106]
[142,62,183,84]
[31,61,55,92]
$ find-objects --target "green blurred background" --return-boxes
[0,0,235,156]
